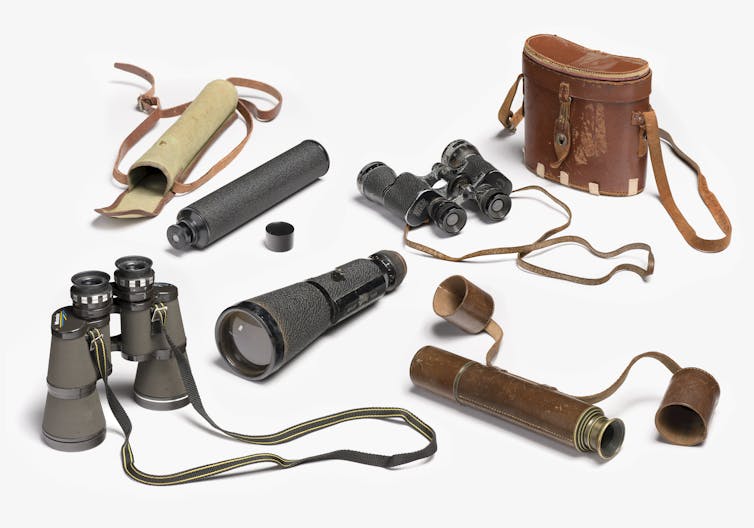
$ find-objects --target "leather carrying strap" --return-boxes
[87,323,436,486]
[476,318,684,405]
[403,185,655,286]
[497,74,524,131]
[483,320,503,367]
[111,63,283,195]
[638,109,732,252]
[574,351,681,404]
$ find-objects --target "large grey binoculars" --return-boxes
[42,256,188,451]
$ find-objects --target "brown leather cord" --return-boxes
[574,351,681,404]
[640,109,732,252]
[483,319,503,367]
[111,63,282,194]
[475,314,683,406]
[497,74,524,131]
[403,185,655,286]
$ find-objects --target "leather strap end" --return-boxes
[643,109,732,252]
[498,74,524,131]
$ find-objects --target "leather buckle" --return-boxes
[137,95,160,113]
[503,111,514,130]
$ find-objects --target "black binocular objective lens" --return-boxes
[216,250,407,380]
[429,200,467,234]
[476,185,512,220]
[70,271,112,320]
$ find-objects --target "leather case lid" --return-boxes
[524,34,649,81]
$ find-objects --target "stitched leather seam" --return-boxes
[457,395,571,443]
[523,55,652,101]
[524,46,649,81]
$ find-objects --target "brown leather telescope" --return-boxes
[410,275,720,459]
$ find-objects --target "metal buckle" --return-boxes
[151,303,168,334]
[137,95,160,113]
[87,328,105,352]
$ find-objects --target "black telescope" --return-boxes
[215,250,407,380]
[168,140,329,250]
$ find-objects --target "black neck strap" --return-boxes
[88,328,437,486]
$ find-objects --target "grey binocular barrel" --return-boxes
[43,313,110,451]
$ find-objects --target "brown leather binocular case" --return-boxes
[410,275,720,459]
[498,34,732,253]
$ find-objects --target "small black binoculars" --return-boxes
[42,256,188,451]
[357,139,513,234]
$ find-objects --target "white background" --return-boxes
[1,1,751,525]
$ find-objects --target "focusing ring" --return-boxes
[113,255,155,302]
[70,271,113,319]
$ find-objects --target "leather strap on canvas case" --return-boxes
[96,64,282,219]
[498,75,732,253]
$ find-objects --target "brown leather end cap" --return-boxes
[432,276,494,334]
[655,367,720,446]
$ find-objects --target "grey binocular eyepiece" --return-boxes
[216,250,407,380]
[113,255,155,302]
[70,271,113,320]
[357,162,467,234]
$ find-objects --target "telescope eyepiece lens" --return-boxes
[597,418,625,460]
[167,223,193,250]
